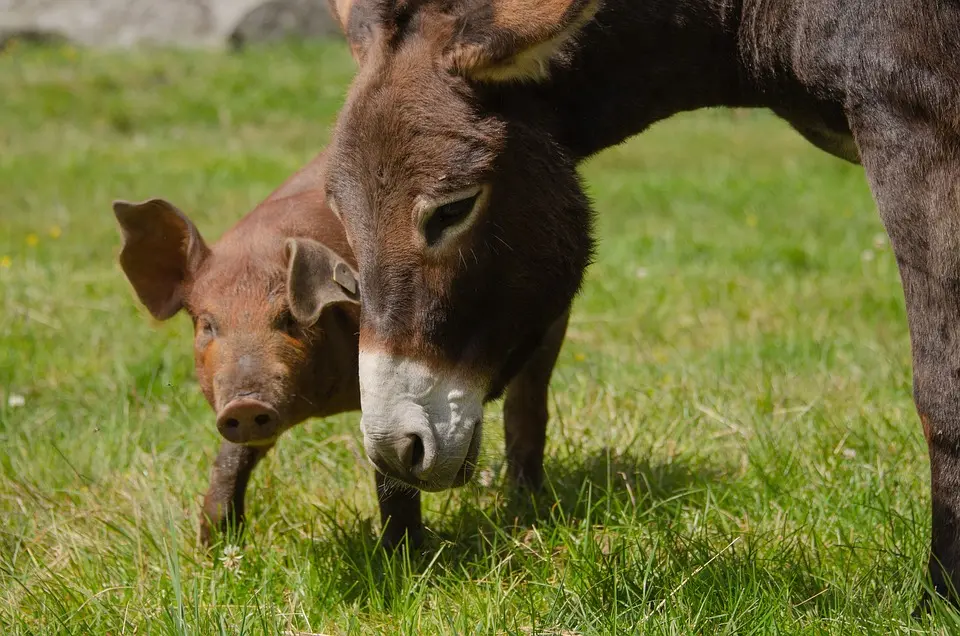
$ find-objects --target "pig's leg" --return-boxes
[200,440,272,545]
[503,309,570,490]
[376,470,423,548]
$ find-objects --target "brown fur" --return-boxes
[326,0,960,605]
[114,151,390,545]
[116,149,567,549]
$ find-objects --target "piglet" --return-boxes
[112,151,422,547]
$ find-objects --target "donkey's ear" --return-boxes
[113,198,210,320]
[327,0,379,63]
[445,0,601,83]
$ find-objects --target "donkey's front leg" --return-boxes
[502,310,570,491]
[855,105,960,604]
[375,470,423,549]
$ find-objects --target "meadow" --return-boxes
[1,42,955,633]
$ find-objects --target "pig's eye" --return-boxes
[198,316,217,338]
[195,315,217,348]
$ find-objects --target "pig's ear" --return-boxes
[112,198,210,320]
[285,237,360,327]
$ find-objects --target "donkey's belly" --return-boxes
[778,110,859,165]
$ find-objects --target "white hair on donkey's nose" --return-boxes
[358,350,485,489]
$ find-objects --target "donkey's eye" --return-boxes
[424,192,479,246]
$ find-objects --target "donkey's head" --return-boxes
[326,0,598,491]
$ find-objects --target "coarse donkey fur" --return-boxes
[323,0,960,607]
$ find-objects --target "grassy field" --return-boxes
[0,42,955,634]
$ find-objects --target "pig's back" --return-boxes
[218,182,356,267]
[263,151,328,203]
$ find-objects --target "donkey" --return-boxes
[115,149,565,547]
[319,0,960,603]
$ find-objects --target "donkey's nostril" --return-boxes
[395,433,426,473]
[255,414,271,426]
[368,429,438,484]
[410,435,425,468]
[225,418,240,429]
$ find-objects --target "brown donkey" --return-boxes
[114,150,564,547]
[322,0,960,604]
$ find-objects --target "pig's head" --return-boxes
[113,198,361,446]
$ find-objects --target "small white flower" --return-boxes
[220,544,243,574]
[842,448,857,460]
[478,468,495,488]
[635,267,649,279]
[157,404,171,417]
[7,394,25,408]
[872,233,887,250]
[861,250,875,262]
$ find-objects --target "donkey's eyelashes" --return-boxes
[424,194,477,245]
[419,187,486,249]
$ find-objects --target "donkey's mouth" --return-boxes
[449,421,483,488]
[410,421,482,492]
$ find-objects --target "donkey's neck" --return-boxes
[531,0,760,159]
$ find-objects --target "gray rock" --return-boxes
[0,0,341,48]
[230,0,340,48]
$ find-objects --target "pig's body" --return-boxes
[115,151,422,546]
[189,154,366,544]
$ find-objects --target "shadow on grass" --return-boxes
[439,446,718,549]
[303,448,938,627]
[309,449,737,609]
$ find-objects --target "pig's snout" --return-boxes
[216,398,280,445]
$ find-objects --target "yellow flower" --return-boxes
[26,234,39,247]
[0,256,10,268]
[48,225,62,239]
[574,353,586,362]
[745,214,758,228]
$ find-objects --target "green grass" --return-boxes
[0,41,954,634]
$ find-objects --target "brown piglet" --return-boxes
[112,151,423,547]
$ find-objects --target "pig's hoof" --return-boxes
[199,511,246,549]
[200,523,213,548]
[199,518,226,548]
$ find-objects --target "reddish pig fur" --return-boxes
[114,151,423,546]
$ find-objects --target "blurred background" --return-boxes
[1,0,341,49]
[0,2,943,633]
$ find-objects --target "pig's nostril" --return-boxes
[216,399,280,445]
